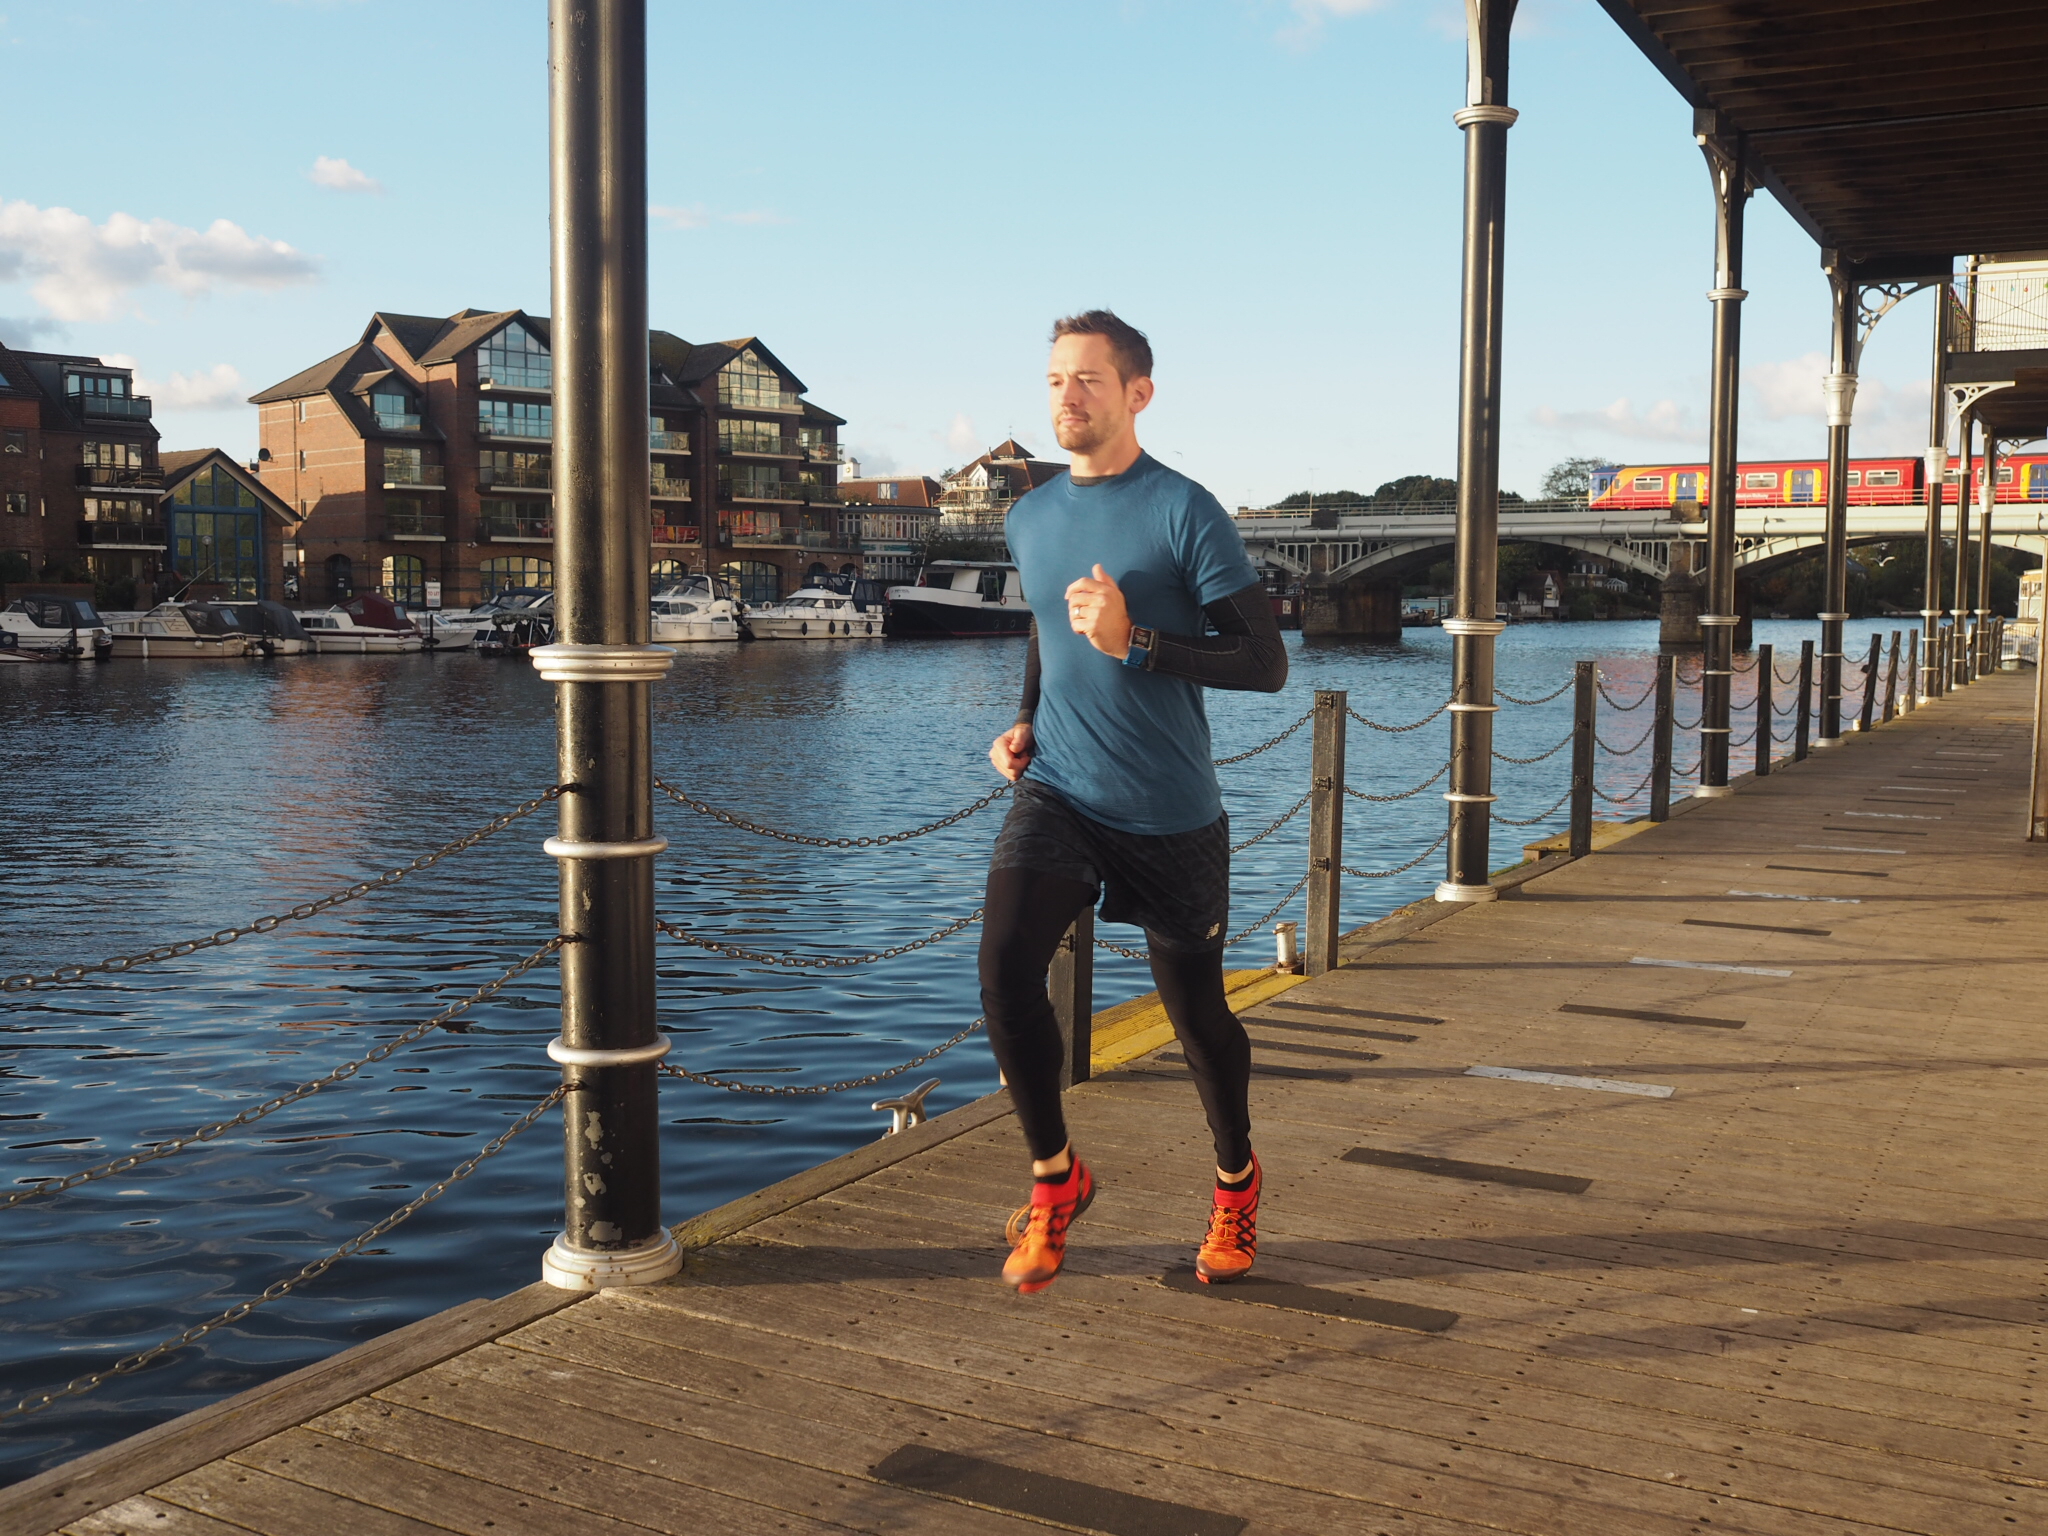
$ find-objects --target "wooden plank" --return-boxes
[0,1285,586,1536]
[145,1462,452,1536]
[59,1497,253,1536]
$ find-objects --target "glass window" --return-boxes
[479,556,553,599]
[381,554,425,606]
[2,430,22,455]
[716,349,798,411]
[877,482,897,500]
[722,464,790,500]
[372,390,420,431]
[479,449,551,488]
[1744,471,1779,490]
[169,507,262,598]
[718,559,781,606]
[719,417,789,454]
[4,492,25,517]
[478,322,552,390]
[478,399,552,440]
[1630,475,1664,493]
[324,553,354,602]
[1845,470,1862,487]
[1864,469,1901,487]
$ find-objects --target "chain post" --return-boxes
[1305,690,1347,975]
[1568,661,1595,859]
[1881,631,1900,722]
[1904,628,1919,712]
[1795,640,1813,761]
[1754,642,1772,776]
[1857,635,1880,732]
[1050,908,1093,1089]
[1649,653,1675,821]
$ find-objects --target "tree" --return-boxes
[1275,489,1372,509]
[1371,474,1458,507]
[1540,456,1618,500]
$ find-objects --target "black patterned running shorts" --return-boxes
[990,780,1230,953]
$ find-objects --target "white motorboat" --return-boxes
[106,602,257,659]
[0,594,114,660]
[882,560,1030,638]
[296,594,425,654]
[413,613,477,651]
[225,600,316,656]
[651,576,743,643]
[747,585,884,640]
[425,587,552,651]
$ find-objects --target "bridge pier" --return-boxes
[1660,540,1703,647]
[1300,573,1402,640]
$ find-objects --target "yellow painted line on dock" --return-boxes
[1089,967,1308,1073]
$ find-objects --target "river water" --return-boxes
[0,617,1918,1481]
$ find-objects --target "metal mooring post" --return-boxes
[1305,689,1347,976]
[1881,631,1900,722]
[1904,629,1919,712]
[1794,640,1813,761]
[1754,642,1773,776]
[1050,910,1093,1089]
[1977,434,1998,678]
[1857,635,1880,732]
[1694,111,1750,797]
[1568,661,1595,859]
[532,0,680,1292]
[1921,279,1948,708]
[1648,654,1675,821]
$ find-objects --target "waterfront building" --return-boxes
[0,345,163,607]
[837,474,942,584]
[250,312,852,610]
[936,438,1065,537]
[157,450,295,602]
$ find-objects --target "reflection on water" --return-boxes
[0,619,1910,1480]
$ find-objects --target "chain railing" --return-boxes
[1594,768,1656,805]
[655,912,979,969]
[659,1019,985,1096]
[1346,699,1452,733]
[1595,674,1658,711]
[0,790,560,995]
[1345,760,1449,802]
[1095,873,1313,963]
[1493,732,1573,765]
[1496,678,1574,706]
[1,940,563,1212]
[653,777,1009,849]
[1597,720,1657,757]
[1230,790,1313,852]
[1343,826,1451,879]
[0,1083,565,1423]
[1492,786,1575,827]
[1213,706,1315,765]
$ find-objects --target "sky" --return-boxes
[0,0,1947,507]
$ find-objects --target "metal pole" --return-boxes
[1049,911,1093,1088]
[1905,628,1919,712]
[2033,604,2048,837]
[1954,422,1976,688]
[1881,631,1900,722]
[1438,0,1517,903]
[1754,642,1772,776]
[1794,639,1813,761]
[1695,115,1748,796]
[1977,433,1998,676]
[1921,276,1949,704]
[1568,660,1595,858]
[1857,634,1880,733]
[534,0,678,1292]
[1816,261,1857,746]
[1305,689,1346,975]
[1649,653,1674,821]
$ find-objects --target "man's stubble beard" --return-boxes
[1054,413,1121,454]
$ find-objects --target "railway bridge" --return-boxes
[1238,499,2048,640]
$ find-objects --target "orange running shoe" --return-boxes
[1195,1154,1260,1284]
[1002,1159,1095,1294]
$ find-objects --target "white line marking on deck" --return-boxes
[1882,786,1964,792]
[1631,956,1794,977]
[1729,890,1863,903]
[1840,811,1942,820]
[1797,845,1906,855]
[1467,1066,1675,1099]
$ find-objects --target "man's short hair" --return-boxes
[1050,310,1153,383]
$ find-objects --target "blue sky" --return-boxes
[0,0,1942,507]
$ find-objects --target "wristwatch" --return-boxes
[1123,625,1156,669]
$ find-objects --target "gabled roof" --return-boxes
[248,342,441,441]
[159,447,298,527]
[802,399,846,427]
[668,336,808,395]
[249,345,360,404]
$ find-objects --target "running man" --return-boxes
[983,310,1288,1294]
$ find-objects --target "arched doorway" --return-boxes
[324,553,353,602]
[479,556,553,601]
[381,554,425,607]
[718,560,780,606]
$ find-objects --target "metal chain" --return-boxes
[1491,787,1574,827]
[1597,720,1656,757]
[1346,699,1452,733]
[1672,756,1702,778]
[1345,760,1450,802]
[1,940,563,1212]
[652,777,1010,849]
[1495,678,1573,706]
[655,911,979,969]
[1493,733,1572,766]
[1230,791,1313,852]
[659,1019,985,1096]
[0,1083,564,1423]
[1731,726,1758,748]
[1,790,560,995]
[1595,675,1657,711]
[1775,661,1803,684]
[1674,714,1702,731]
[1594,768,1656,805]
[1342,826,1451,879]
[1212,706,1316,765]
[1675,664,1704,688]
[1095,872,1312,962]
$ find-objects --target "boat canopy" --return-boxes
[6,595,104,630]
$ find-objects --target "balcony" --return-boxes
[719,476,804,503]
[476,420,552,442]
[74,394,153,421]
[716,390,802,413]
[76,520,166,549]
[650,431,691,453]
[804,442,844,463]
[382,462,445,488]
[481,509,553,542]
[75,465,165,493]
[651,523,701,545]
[800,483,843,503]
[650,476,692,501]
[478,464,552,490]
[476,367,552,393]
[386,508,446,540]
[720,437,801,458]
[728,526,861,552]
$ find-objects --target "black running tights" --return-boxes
[978,865,1252,1169]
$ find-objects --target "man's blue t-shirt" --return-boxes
[1006,453,1261,835]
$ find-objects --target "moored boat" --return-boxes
[296,594,426,654]
[651,576,744,643]
[106,602,257,659]
[748,585,883,640]
[883,560,1030,637]
[428,587,551,651]
[0,594,114,660]
[225,600,315,655]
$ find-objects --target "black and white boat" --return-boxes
[883,560,1031,638]
[0,594,114,660]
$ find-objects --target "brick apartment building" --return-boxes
[937,438,1066,529]
[250,309,853,611]
[837,472,941,584]
[0,345,166,604]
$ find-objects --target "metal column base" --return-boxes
[1812,736,1845,750]
[542,1230,683,1291]
[1691,784,1735,799]
[1434,881,1500,904]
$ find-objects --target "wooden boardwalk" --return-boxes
[8,673,2048,1536]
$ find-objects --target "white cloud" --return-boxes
[0,314,63,348]
[308,156,381,194]
[1530,396,1697,445]
[650,203,789,230]
[1747,351,1829,421]
[104,355,246,412]
[945,412,980,457]
[846,445,900,476]
[1278,0,1397,46]
[0,200,317,322]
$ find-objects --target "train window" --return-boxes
[1630,475,1664,493]
[1943,468,1961,483]
[1845,471,1861,487]
[1744,472,1778,490]
[1998,466,2015,484]
[1864,469,1901,487]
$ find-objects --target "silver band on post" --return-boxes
[1706,288,1748,302]
[544,836,669,859]
[548,1034,673,1067]
[1816,612,1850,621]
[1698,614,1740,626]
[530,643,676,682]
[1441,617,1507,636]
[1447,701,1500,713]
[1444,791,1500,803]
[1454,105,1519,128]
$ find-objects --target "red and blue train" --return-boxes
[1588,455,2048,511]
